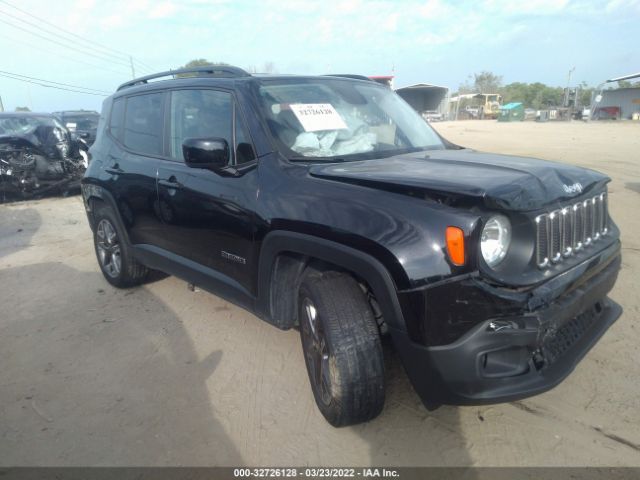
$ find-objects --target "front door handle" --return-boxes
[159,176,181,189]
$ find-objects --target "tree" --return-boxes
[500,82,529,105]
[245,61,278,74]
[456,79,474,95]
[499,82,566,109]
[176,59,229,77]
[15,106,30,112]
[473,71,502,94]
[458,71,503,95]
[578,82,594,108]
[618,80,640,88]
[181,59,228,69]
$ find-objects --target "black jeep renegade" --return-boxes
[82,66,622,427]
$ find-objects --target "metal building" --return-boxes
[395,83,449,118]
[596,87,640,119]
[591,72,640,120]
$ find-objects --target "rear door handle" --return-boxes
[159,176,181,189]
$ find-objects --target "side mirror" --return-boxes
[183,137,229,171]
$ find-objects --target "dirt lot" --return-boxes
[1,120,639,467]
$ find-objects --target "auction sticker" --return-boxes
[289,103,348,132]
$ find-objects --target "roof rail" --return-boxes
[117,65,251,91]
[323,74,374,82]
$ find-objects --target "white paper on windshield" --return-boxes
[289,103,348,132]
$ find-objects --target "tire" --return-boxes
[298,270,385,427]
[93,204,148,288]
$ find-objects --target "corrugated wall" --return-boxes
[599,87,640,119]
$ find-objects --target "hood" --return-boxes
[308,149,610,211]
[0,134,39,150]
[0,129,66,160]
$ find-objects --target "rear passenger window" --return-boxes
[109,98,125,142]
[124,92,164,156]
[169,89,232,161]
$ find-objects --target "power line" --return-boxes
[0,31,132,77]
[133,58,157,73]
[0,72,108,96]
[0,12,136,69]
[0,69,110,94]
[0,16,154,77]
[0,7,127,64]
[0,0,158,74]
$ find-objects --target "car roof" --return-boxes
[53,110,99,115]
[0,112,53,118]
[112,66,376,97]
[113,75,378,101]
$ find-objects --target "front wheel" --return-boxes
[298,270,385,427]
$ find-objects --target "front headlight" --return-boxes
[481,215,511,267]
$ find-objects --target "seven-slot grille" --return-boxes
[535,192,608,268]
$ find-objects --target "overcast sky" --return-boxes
[0,0,638,112]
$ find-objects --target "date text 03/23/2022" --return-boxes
[233,468,400,478]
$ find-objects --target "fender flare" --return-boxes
[81,183,132,246]
[256,230,407,332]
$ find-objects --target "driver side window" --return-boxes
[169,89,232,162]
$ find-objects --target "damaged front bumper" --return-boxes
[391,240,622,408]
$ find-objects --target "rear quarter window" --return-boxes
[108,98,125,142]
[123,92,165,156]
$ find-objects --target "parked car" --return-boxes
[0,112,88,200]
[53,110,100,146]
[82,66,622,427]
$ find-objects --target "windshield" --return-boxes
[255,78,445,160]
[0,116,65,136]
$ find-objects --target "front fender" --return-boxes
[256,154,481,291]
[256,230,407,332]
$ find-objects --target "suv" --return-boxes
[82,66,622,427]
[53,110,100,146]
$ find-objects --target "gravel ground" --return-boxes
[1,120,639,467]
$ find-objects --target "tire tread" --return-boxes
[299,270,385,426]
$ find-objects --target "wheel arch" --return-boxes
[81,183,131,246]
[256,230,407,332]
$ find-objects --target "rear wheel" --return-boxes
[298,270,385,427]
[93,205,148,288]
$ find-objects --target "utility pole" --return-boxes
[129,56,136,79]
[564,66,575,107]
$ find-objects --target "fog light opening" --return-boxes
[481,347,531,378]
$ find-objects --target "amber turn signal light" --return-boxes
[446,226,465,266]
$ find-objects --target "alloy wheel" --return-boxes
[96,219,122,278]
[301,297,332,406]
